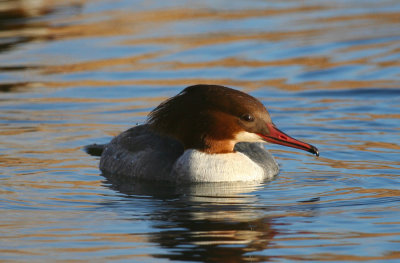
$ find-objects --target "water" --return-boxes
[1,0,400,262]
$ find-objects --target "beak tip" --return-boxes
[310,146,319,157]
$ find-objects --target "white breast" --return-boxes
[172,149,276,183]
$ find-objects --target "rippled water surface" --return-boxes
[1,0,400,262]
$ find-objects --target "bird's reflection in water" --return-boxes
[103,173,277,262]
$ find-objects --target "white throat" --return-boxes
[234,131,265,143]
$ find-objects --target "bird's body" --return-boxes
[86,85,318,183]
[98,125,279,182]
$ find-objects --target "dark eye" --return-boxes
[240,114,255,122]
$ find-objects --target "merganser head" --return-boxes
[148,84,319,156]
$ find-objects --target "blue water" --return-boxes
[1,0,400,262]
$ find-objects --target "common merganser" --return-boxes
[86,84,319,183]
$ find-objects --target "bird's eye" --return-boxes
[241,114,255,122]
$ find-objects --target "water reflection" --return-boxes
[104,175,277,262]
[0,0,50,53]
[0,0,82,93]
[0,0,52,18]
[1,0,400,261]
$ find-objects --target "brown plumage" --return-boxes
[148,84,272,153]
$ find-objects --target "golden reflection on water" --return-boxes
[1,1,398,92]
[38,79,398,93]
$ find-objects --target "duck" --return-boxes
[85,84,319,183]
